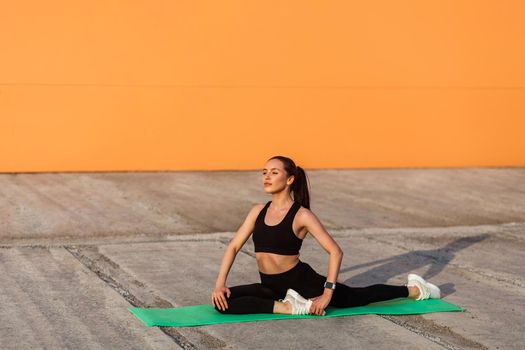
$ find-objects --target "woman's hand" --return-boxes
[211,285,231,311]
[309,291,333,315]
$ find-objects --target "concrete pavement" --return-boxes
[1,168,524,349]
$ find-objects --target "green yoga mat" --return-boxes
[129,298,464,327]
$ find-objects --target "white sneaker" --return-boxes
[283,288,313,315]
[407,274,441,300]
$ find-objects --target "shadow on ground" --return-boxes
[341,234,489,297]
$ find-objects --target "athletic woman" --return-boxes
[211,155,440,316]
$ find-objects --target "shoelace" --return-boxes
[415,282,429,300]
[284,298,309,315]
[298,302,309,315]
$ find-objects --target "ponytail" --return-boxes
[268,156,311,209]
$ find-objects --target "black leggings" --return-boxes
[214,260,409,314]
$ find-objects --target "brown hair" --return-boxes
[268,155,311,209]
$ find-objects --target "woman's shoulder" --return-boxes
[251,202,267,211]
[245,202,268,219]
[296,203,313,214]
[295,205,317,224]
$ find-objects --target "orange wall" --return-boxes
[1,1,524,172]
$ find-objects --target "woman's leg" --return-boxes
[328,282,409,308]
[213,282,279,314]
[215,261,315,315]
[289,262,410,308]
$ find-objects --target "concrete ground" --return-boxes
[1,168,524,349]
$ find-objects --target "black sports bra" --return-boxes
[252,200,303,255]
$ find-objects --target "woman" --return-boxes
[211,155,440,316]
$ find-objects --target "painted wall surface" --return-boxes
[1,1,524,172]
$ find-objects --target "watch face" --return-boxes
[325,282,335,289]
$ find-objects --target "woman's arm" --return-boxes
[299,208,344,315]
[212,204,263,311]
[214,246,237,288]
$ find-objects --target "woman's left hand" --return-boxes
[309,292,332,315]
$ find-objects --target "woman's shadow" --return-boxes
[340,234,489,297]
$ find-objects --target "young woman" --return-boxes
[211,155,440,316]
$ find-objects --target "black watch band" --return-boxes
[324,281,336,290]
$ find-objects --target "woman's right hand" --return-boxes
[211,285,231,311]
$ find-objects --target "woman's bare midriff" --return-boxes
[256,252,300,274]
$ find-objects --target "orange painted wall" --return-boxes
[1,1,524,172]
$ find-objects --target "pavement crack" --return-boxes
[64,245,222,350]
[380,314,488,350]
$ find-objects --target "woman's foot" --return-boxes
[274,288,320,315]
[273,299,292,314]
[407,285,421,299]
[283,289,314,315]
[407,274,441,300]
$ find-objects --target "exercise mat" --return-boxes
[129,298,464,327]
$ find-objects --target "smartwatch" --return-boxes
[324,281,336,290]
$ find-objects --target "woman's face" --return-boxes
[262,159,293,194]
